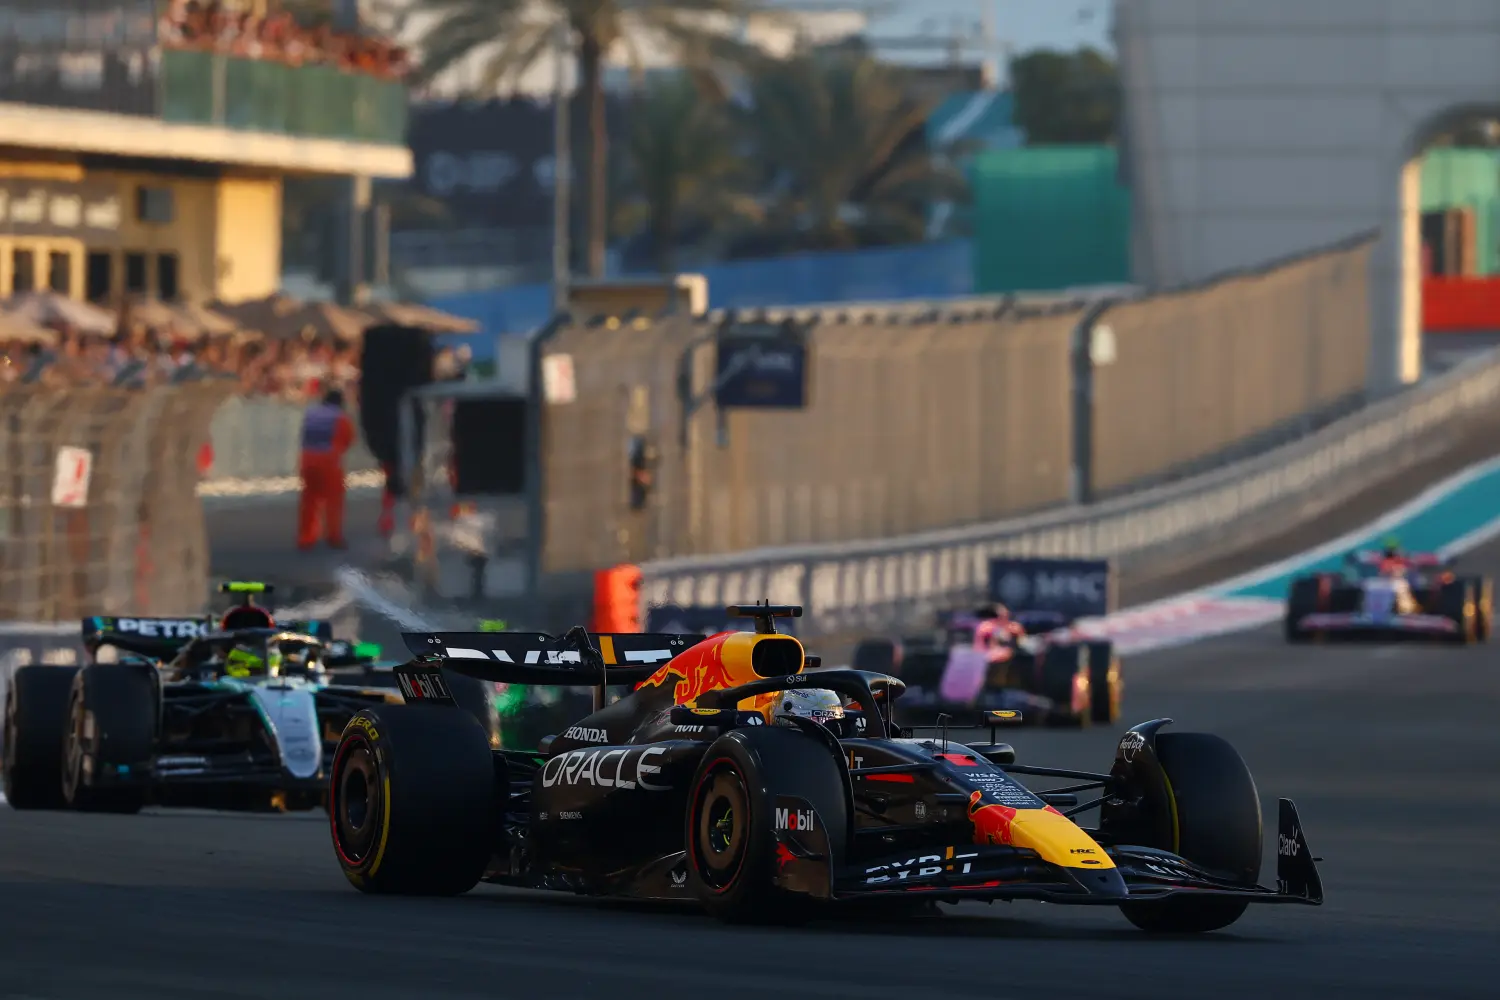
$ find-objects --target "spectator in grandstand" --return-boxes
[159,0,411,81]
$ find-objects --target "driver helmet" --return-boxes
[974,603,1010,623]
[1382,535,1402,559]
[224,643,281,679]
[281,645,315,674]
[772,688,845,731]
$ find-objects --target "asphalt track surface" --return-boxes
[4,552,1498,998]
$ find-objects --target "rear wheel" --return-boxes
[1469,577,1492,642]
[1438,580,1478,645]
[61,666,155,814]
[1039,646,1090,727]
[2,666,79,810]
[1119,732,1262,934]
[1086,643,1122,724]
[1285,577,1322,643]
[329,705,497,895]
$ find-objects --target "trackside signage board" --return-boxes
[987,558,1112,621]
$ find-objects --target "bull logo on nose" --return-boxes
[968,790,1018,846]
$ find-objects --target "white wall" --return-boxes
[1116,0,1500,394]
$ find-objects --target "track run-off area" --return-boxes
[3,479,1499,998]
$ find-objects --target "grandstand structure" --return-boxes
[0,0,411,307]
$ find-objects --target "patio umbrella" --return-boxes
[208,293,305,337]
[119,298,231,339]
[173,301,240,337]
[2,291,115,336]
[275,299,371,342]
[212,294,369,341]
[363,300,479,334]
[0,309,57,344]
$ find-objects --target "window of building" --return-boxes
[86,251,112,303]
[48,251,71,295]
[124,251,147,294]
[136,186,174,225]
[12,249,35,293]
[157,252,179,302]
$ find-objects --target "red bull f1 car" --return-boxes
[1285,548,1493,644]
[327,604,1322,932]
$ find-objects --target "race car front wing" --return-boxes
[827,799,1323,906]
[1294,612,1455,634]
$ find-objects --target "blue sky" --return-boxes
[862,0,1114,64]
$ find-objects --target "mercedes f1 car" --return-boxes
[1285,547,1493,644]
[2,583,474,814]
[327,604,1321,932]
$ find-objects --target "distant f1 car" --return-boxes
[1285,548,1493,644]
[326,604,1322,933]
[2,582,462,814]
[852,558,1123,728]
[853,608,1121,728]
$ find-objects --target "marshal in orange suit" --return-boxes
[298,387,356,550]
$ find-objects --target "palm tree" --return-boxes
[616,73,760,273]
[405,0,775,278]
[735,49,965,254]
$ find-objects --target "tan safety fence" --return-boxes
[1090,238,1372,494]
[0,383,234,621]
[537,235,1374,576]
[539,305,1084,573]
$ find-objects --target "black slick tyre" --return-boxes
[1438,579,1478,645]
[686,726,848,924]
[2,666,79,810]
[1469,577,1492,642]
[1119,732,1262,934]
[1086,643,1122,724]
[1285,577,1321,643]
[329,705,497,895]
[62,665,154,814]
[1039,646,1090,728]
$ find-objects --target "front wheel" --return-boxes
[1118,732,1261,934]
[686,726,849,924]
[329,705,497,895]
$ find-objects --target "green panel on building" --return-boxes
[971,145,1131,294]
[1420,148,1500,275]
[1419,148,1500,210]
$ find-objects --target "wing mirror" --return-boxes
[975,742,1016,765]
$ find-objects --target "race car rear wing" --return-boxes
[81,616,214,659]
[400,628,706,685]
